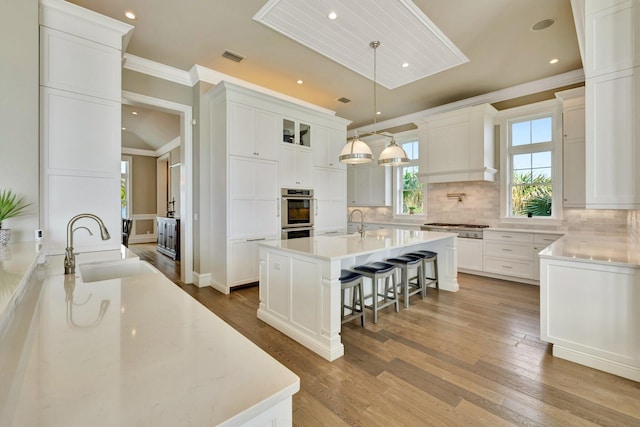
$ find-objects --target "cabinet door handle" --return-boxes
[315,198,318,216]
[502,235,512,238]
[501,248,513,252]
[502,265,513,269]
[246,237,266,242]
[277,199,280,217]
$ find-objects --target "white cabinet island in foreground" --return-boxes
[258,229,458,361]
[539,232,640,382]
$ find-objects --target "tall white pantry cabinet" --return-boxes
[584,0,640,208]
[39,0,133,254]
[207,82,350,294]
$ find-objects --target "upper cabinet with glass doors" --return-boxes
[282,118,311,147]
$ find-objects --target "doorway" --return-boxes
[121,91,193,284]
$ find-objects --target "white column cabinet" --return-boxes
[39,3,132,255]
[313,168,346,234]
[312,125,346,170]
[584,0,640,209]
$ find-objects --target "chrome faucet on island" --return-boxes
[64,213,111,275]
[348,208,366,238]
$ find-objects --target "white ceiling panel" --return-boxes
[253,0,469,89]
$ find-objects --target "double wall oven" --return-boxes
[281,188,314,239]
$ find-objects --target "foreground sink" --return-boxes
[79,260,159,283]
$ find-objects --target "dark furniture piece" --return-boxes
[122,218,133,247]
[157,217,180,260]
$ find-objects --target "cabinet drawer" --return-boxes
[484,257,533,279]
[484,230,533,243]
[483,241,532,260]
[534,233,563,245]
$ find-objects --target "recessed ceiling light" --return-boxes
[131,111,138,115]
[297,79,303,84]
[328,11,337,20]
[549,58,559,64]
[531,18,556,31]
[376,111,381,115]
[402,62,409,68]
[121,127,126,130]
[124,11,136,20]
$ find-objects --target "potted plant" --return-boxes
[0,189,32,246]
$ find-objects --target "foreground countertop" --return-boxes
[539,232,639,268]
[260,229,457,260]
[1,254,299,426]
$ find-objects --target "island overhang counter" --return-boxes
[257,229,459,361]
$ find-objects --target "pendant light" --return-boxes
[339,131,373,164]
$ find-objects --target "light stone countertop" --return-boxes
[260,228,457,260]
[1,251,300,426]
[539,232,639,268]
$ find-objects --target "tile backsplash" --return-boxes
[350,181,632,234]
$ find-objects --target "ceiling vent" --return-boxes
[221,50,244,63]
[337,97,351,103]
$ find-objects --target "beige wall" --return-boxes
[131,155,157,215]
[0,0,39,242]
[123,69,193,106]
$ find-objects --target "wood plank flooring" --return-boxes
[128,243,640,426]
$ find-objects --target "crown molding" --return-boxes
[122,136,181,158]
[350,68,586,136]
[39,0,133,50]
[123,54,193,86]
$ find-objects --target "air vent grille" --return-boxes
[337,97,351,103]
[222,50,244,63]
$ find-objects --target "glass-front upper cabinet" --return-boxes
[282,118,311,147]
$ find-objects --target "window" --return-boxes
[500,100,561,220]
[395,138,424,215]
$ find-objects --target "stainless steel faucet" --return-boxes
[348,209,366,237]
[64,213,111,275]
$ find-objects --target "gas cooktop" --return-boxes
[423,223,490,229]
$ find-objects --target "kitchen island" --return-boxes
[539,232,640,382]
[0,248,299,426]
[258,229,458,361]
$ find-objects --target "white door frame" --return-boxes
[122,90,194,284]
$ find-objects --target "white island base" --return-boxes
[258,229,458,361]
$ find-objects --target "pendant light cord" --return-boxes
[370,41,380,135]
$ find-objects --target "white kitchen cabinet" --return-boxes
[532,233,562,280]
[207,81,349,293]
[584,0,640,209]
[229,102,279,161]
[39,5,132,255]
[229,157,279,239]
[279,144,313,188]
[313,168,346,233]
[312,125,347,170]
[457,238,483,271]
[556,87,586,208]
[417,104,497,184]
[346,140,391,206]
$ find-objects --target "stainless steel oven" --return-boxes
[281,188,314,229]
[281,226,314,240]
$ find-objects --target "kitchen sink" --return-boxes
[79,259,159,283]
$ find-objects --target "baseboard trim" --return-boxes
[192,272,211,288]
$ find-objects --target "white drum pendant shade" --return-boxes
[339,138,373,164]
[378,139,409,166]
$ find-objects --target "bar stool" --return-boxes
[406,250,439,290]
[339,269,365,327]
[385,254,424,308]
[353,262,399,324]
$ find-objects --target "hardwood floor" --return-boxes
[129,243,640,426]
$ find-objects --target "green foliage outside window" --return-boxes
[511,171,552,216]
[402,167,423,214]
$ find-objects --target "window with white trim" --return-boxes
[500,100,562,220]
[394,137,424,216]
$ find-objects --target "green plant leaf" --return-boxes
[0,189,32,228]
